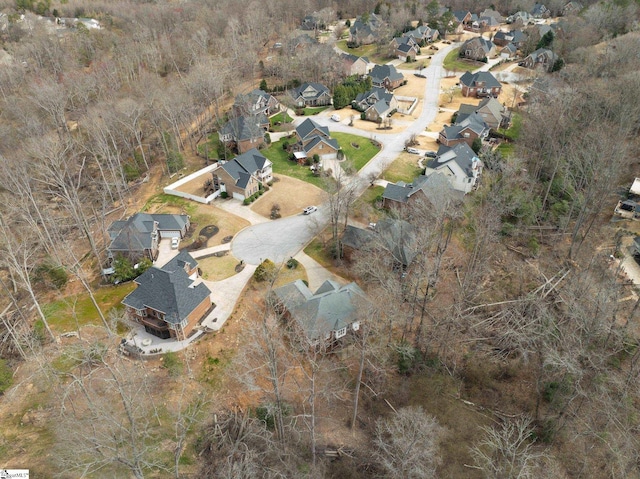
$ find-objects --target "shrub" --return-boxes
[258,190,264,196]
[220,191,228,199]
[243,198,251,205]
[0,360,12,395]
[286,258,299,269]
[282,141,289,151]
[264,132,271,144]
[33,261,68,290]
[254,259,276,282]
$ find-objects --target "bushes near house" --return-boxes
[332,75,372,109]
[254,259,276,282]
[112,256,152,284]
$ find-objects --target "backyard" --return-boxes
[443,48,483,73]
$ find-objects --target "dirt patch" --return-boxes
[250,175,325,219]
[174,170,214,198]
[394,73,426,99]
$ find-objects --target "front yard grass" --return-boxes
[198,254,241,281]
[43,282,136,333]
[269,111,293,131]
[303,106,329,116]
[443,48,483,72]
[383,153,423,183]
[331,132,380,171]
[335,40,388,64]
[261,139,329,189]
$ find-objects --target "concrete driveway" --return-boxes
[155,238,180,267]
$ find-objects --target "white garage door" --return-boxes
[160,230,181,239]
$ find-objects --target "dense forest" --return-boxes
[1,0,640,477]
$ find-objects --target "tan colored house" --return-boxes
[294,118,340,161]
[122,251,212,341]
[212,149,272,200]
[341,54,372,77]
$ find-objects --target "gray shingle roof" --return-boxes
[220,114,266,142]
[430,143,479,178]
[122,251,211,325]
[273,280,367,341]
[291,82,330,102]
[459,71,502,89]
[221,149,271,186]
[369,64,404,85]
[296,118,329,141]
[303,135,339,154]
[108,213,189,253]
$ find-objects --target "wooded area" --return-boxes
[1,0,640,477]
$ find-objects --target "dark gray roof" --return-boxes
[303,135,339,153]
[220,114,266,141]
[273,279,367,341]
[296,118,329,141]
[452,10,470,22]
[221,149,271,186]
[355,87,393,106]
[342,219,418,267]
[459,71,502,89]
[461,37,495,54]
[108,213,189,253]
[342,225,375,250]
[162,249,198,274]
[291,82,330,102]
[122,251,211,324]
[382,174,454,205]
[369,64,404,84]
[430,143,479,178]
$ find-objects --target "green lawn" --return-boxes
[303,237,336,270]
[383,154,423,183]
[269,111,293,129]
[331,132,380,171]
[261,139,329,189]
[443,48,483,72]
[496,142,515,158]
[303,106,329,116]
[357,185,385,207]
[497,112,522,141]
[335,40,388,64]
[43,283,136,333]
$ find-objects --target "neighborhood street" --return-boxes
[231,43,457,265]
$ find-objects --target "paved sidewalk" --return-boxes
[214,198,269,225]
[190,243,231,259]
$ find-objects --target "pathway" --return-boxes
[294,251,346,291]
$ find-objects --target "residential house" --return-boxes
[381,173,457,210]
[294,118,340,161]
[301,13,323,31]
[477,16,501,31]
[233,89,280,118]
[107,213,190,263]
[290,82,332,107]
[562,1,583,15]
[438,112,490,147]
[452,10,472,27]
[285,33,317,54]
[531,3,550,18]
[390,36,420,61]
[479,8,505,23]
[354,87,398,123]
[459,37,496,61]
[507,11,533,25]
[405,25,439,44]
[349,12,384,45]
[272,279,368,345]
[457,97,510,129]
[493,29,526,48]
[341,219,418,270]
[341,54,372,77]
[211,148,272,200]
[369,64,405,90]
[521,48,558,71]
[425,143,482,194]
[219,113,268,153]
[122,250,212,341]
[459,71,502,98]
[500,43,518,59]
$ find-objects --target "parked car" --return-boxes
[368,222,377,230]
[331,114,340,122]
[303,206,318,215]
[406,147,420,154]
[171,237,180,249]
[425,151,437,158]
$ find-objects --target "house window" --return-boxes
[140,310,147,317]
[335,327,347,339]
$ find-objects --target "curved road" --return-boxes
[232,44,456,265]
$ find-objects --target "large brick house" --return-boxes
[122,250,212,341]
[459,71,502,98]
[368,64,405,91]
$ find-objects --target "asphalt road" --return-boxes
[231,44,456,265]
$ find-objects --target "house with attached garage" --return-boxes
[219,113,268,154]
[233,89,280,118]
[353,87,398,123]
[368,64,405,91]
[459,71,502,98]
[211,148,272,200]
[272,279,368,346]
[456,97,511,130]
[349,12,385,46]
[425,143,482,194]
[341,54,373,77]
[293,118,340,161]
[107,213,190,263]
[438,112,490,148]
[122,250,213,341]
[520,48,558,72]
[459,37,496,61]
[290,82,332,108]
[381,173,458,210]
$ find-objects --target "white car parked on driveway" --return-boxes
[171,237,180,249]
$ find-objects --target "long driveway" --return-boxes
[231,44,456,265]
